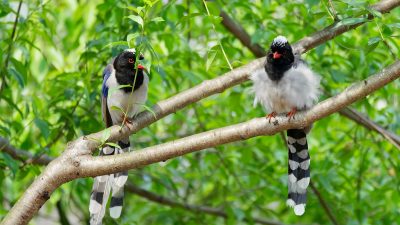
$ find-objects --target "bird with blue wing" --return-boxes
[89,49,149,224]
[250,36,320,216]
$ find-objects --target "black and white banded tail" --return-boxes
[89,138,130,225]
[286,129,310,216]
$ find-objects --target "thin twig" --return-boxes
[309,182,340,225]
[56,200,71,225]
[327,0,339,21]
[202,0,233,70]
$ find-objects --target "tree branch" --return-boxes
[2,1,399,223]
[338,107,400,147]
[0,137,52,166]
[309,182,339,225]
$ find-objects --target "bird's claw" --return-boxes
[120,116,134,130]
[266,112,277,123]
[286,108,297,121]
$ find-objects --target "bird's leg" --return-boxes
[265,111,277,123]
[286,108,297,121]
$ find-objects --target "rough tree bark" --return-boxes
[1,0,399,224]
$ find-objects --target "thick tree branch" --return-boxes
[2,1,400,223]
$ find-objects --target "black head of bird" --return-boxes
[267,36,295,68]
[113,50,145,72]
[113,49,146,92]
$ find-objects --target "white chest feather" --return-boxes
[106,71,149,124]
[250,63,320,113]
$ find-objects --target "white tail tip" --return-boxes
[294,204,305,216]
[286,199,296,207]
[110,206,122,218]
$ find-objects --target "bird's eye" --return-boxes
[128,58,134,63]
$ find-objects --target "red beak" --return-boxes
[137,64,145,69]
[273,52,282,59]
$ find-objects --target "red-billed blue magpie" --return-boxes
[89,49,149,224]
[251,36,320,215]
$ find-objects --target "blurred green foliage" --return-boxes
[0,0,399,224]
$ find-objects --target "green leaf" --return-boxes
[0,125,10,136]
[103,41,129,49]
[365,41,379,54]
[140,59,152,74]
[336,17,368,27]
[207,15,223,25]
[331,69,347,83]
[127,33,139,44]
[140,104,156,119]
[101,128,111,143]
[387,23,400,29]
[1,153,18,177]
[105,142,122,149]
[109,105,126,114]
[0,2,12,18]
[306,0,319,7]
[150,17,164,23]
[8,68,25,88]
[366,7,382,18]
[206,50,217,71]
[368,37,381,46]
[34,118,50,139]
[108,85,133,96]
[10,58,27,81]
[381,24,393,36]
[125,6,145,14]
[144,0,159,7]
[126,15,144,27]
[1,96,23,117]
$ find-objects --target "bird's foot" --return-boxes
[266,112,277,123]
[286,108,297,121]
[120,116,134,130]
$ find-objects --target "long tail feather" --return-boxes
[286,129,310,216]
[109,139,129,218]
[89,146,115,225]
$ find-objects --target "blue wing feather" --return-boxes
[101,64,114,127]
[102,64,113,98]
